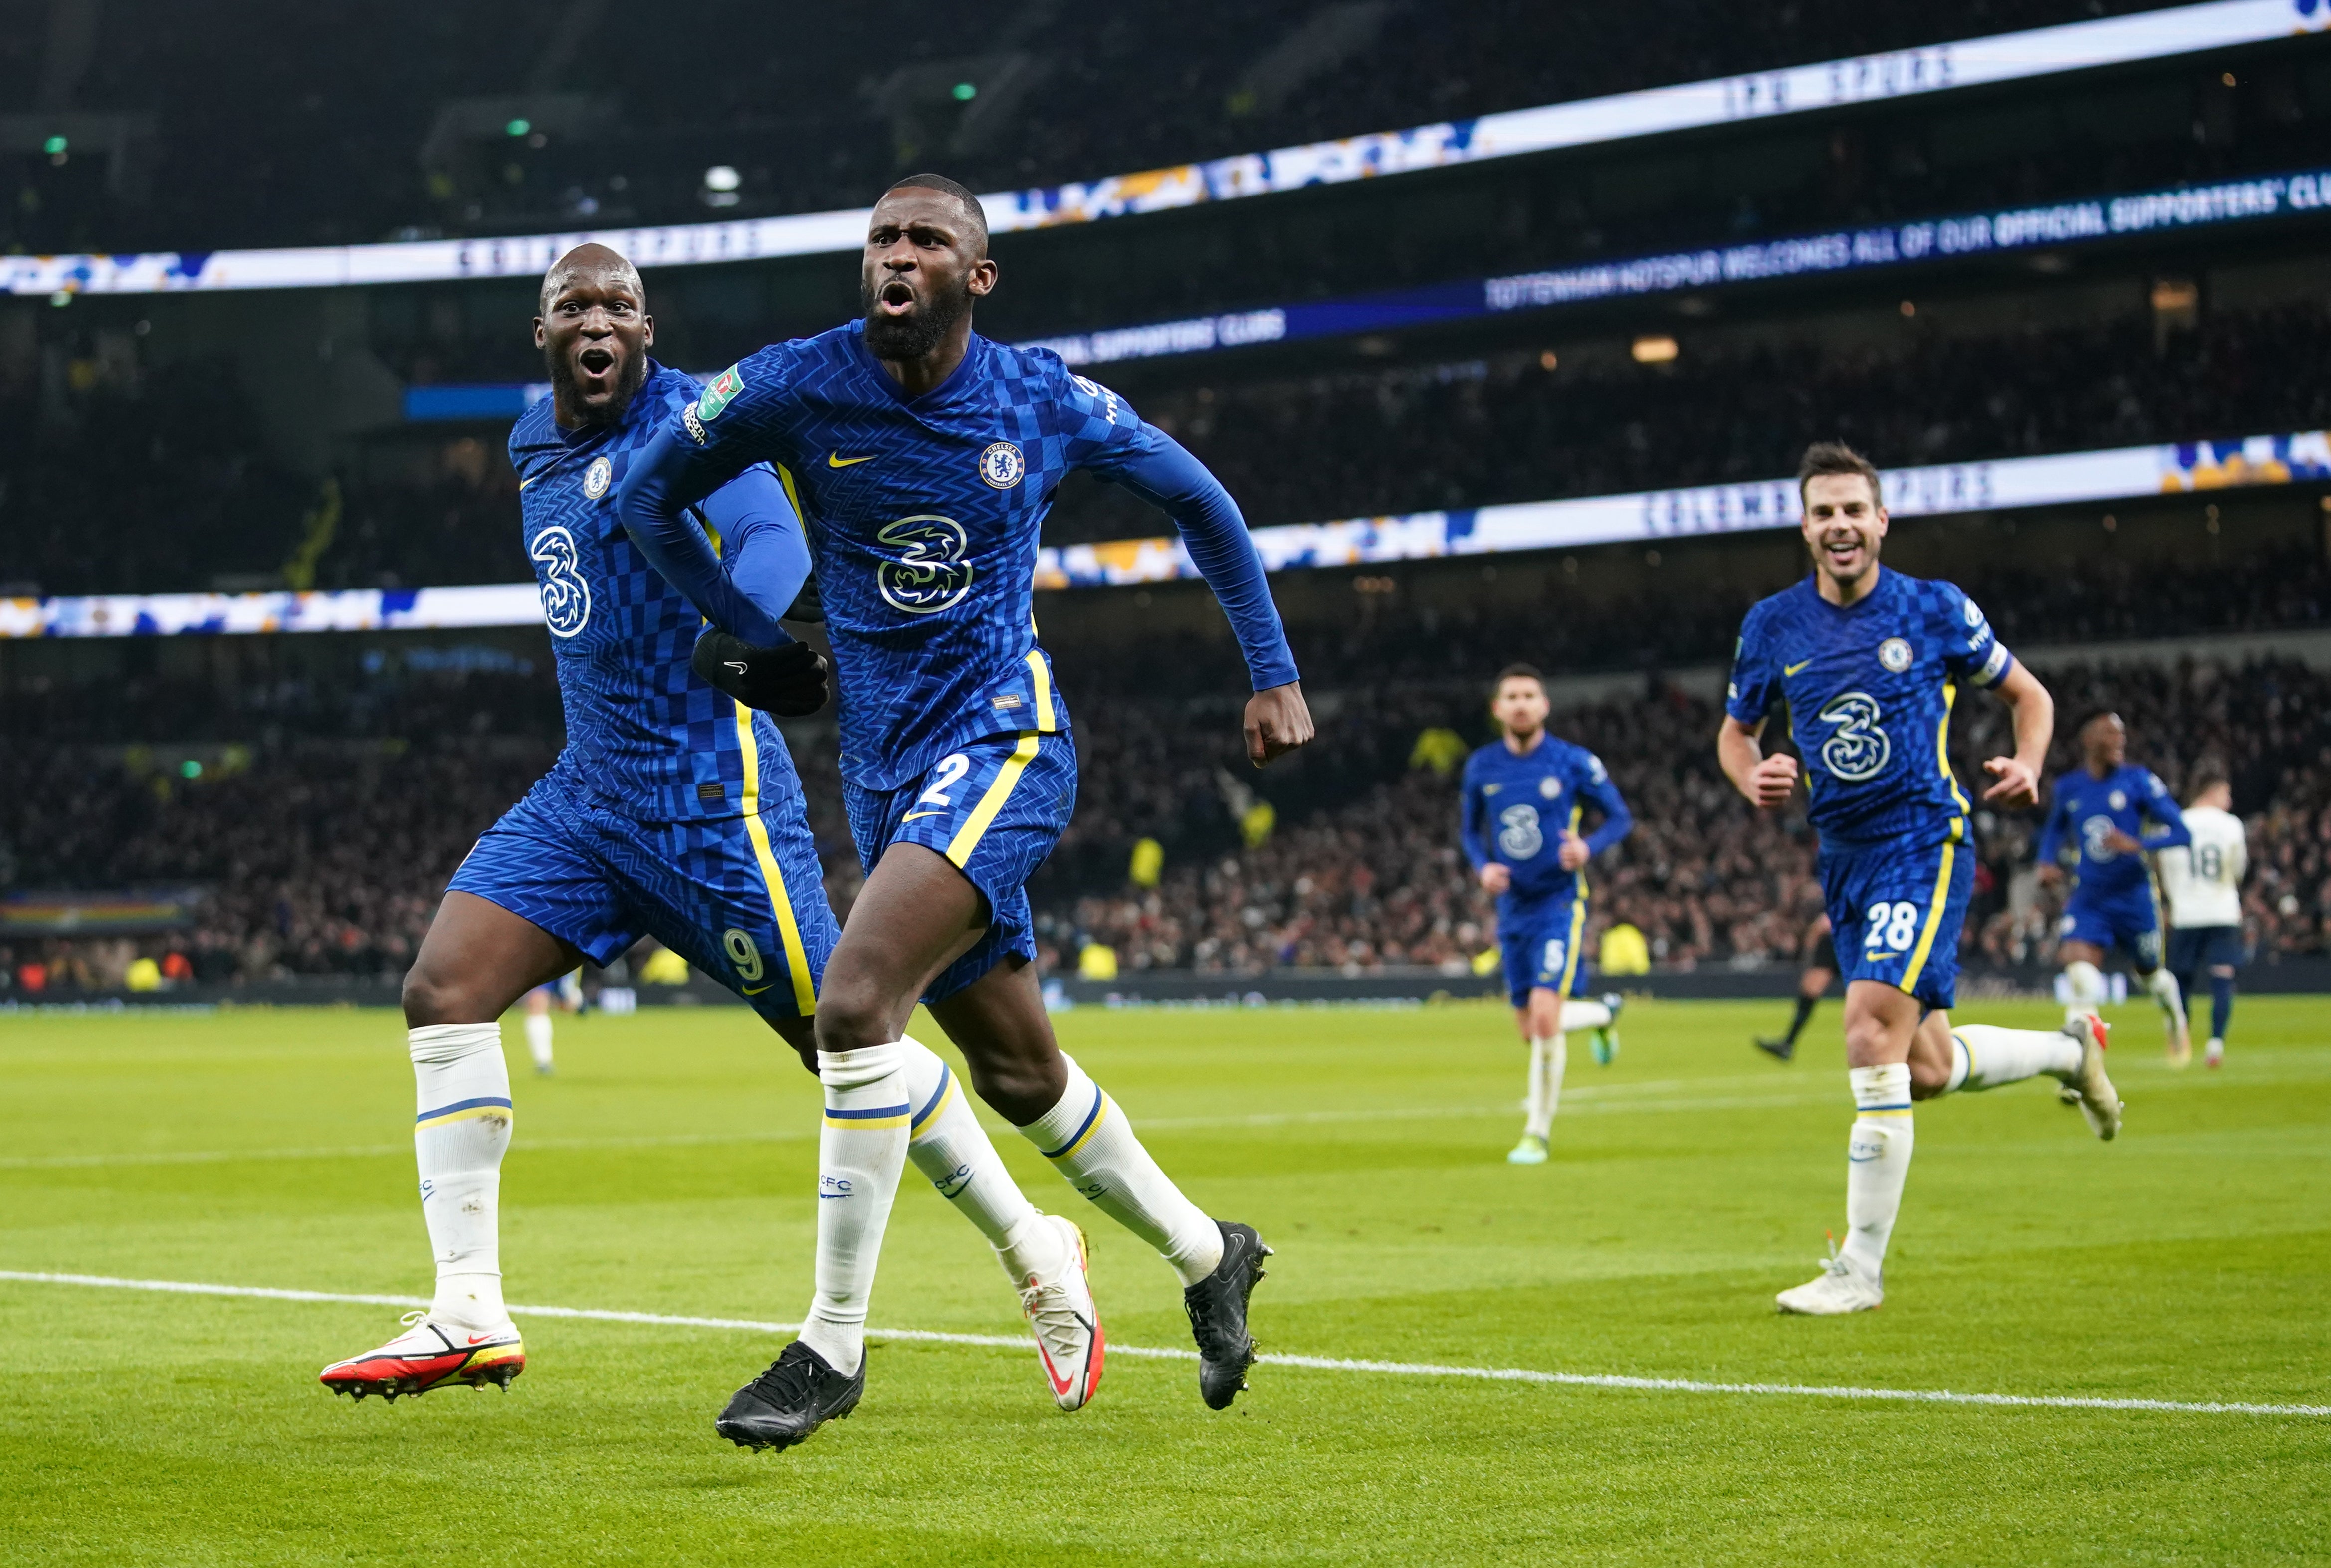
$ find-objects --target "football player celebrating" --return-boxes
[318,245,1100,1412]
[619,177,1311,1448]
[1458,664,1631,1164]
[2037,712,2193,1063]
[1717,442,2120,1316]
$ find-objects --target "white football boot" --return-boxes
[1013,1214,1105,1412]
[320,1309,524,1401]
[1775,1244,1884,1315]
[2061,1013,2123,1140]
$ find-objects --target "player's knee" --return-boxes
[810,975,895,1055]
[401,965,463,1028]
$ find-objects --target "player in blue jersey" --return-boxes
[320,245,1106,1413]
[1718,442,2121,1316]
[1459,664,1632,1165]
[2038,711,2193,1064]
[619,176,1312,1448]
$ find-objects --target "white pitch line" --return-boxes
[3,1270,2322,1419]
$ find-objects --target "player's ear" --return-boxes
[533,317,548,348]
[641,312,655,347]
[968,257,999,299]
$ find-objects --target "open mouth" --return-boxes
[876,279,916,315]
[576,345,616,378]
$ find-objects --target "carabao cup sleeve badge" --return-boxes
[698,365,744,421]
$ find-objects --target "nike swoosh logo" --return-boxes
[464,1333,502,1345]
[518,476,540,490]
[741,983,774,995]
[1784,659,1812,675]
[902,810,946,822]
[828,451,876,468]
[724,661,748,675]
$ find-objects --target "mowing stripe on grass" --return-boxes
[5,1269,2322,1420]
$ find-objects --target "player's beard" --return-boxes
[862,271,972,362]
[545,342,647,427]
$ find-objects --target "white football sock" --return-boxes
[1840,1064,1914,1278]
[799,1041,912,1377]
[523,1011,554,1071]
[899,1037,1062,1284]
[410,1023,514,1330]
[1524,1034,1566,1140]
[1946,1024,2082,1092]
[2063,959,2107,1026]
[1560,999,1612,1032]
[1020,1053,1223,1287]
[2144,965,2186,1023]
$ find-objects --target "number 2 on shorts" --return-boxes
[918,753,971,807]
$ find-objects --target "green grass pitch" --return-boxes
[2,995,2326,1564]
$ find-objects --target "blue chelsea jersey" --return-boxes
[508,364,804,823]
[2038,764,2189,902]
[1459,734,1633,907]
[1725,570,2014,848]
[667,323,1170,790]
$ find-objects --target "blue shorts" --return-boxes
[2060,891,2163,971]
[449,775,838,1023]
[1819,832,1975,1011]
[842,730,1077,1003]
[2167,925,2242,978]
[1499,897,1592,1008]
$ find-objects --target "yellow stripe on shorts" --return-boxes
[1897,839,1957,996]
[733,701,818,1016]
[946,732,1041,869]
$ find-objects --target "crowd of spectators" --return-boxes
[13,292,2329,599]
[6,630,2329,996]
[1054,300,2331,541]
[4,0,2194,256]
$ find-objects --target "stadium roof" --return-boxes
[6,0,2319,299]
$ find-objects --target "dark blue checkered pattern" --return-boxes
[509,364,808,824]
[677,322,1159,791]
[449,770,838,1021]
[840,731,1077,1002]
[1725,570,2014,848]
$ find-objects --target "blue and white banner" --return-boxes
[8,0,2321,299]
[8,431,2326,636]
[404,163,2331,413]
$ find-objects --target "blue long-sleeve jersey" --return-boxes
[616,321,1298,791]
[2038,763,2190,904]
[508,362,812,823]
[1460,733,1633,910]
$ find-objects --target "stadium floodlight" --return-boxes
[951,82,977,102]
[505,118,531,137]
[8,0,2323,298]
[1631,335,1679,364]
[702,165,742,193]
[42,135,66,155]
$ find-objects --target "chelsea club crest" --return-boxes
[1878,637,1913,672]
[583,456,613,500]
[978,441,1024,489]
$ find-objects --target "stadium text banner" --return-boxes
[7,0,2321,300]
[406,162,2331,416]
[8,433,2324,637]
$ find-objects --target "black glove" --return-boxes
[783,575,825,624]
[692,629,831,717]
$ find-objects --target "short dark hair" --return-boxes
[2188,759,2230,796]
[1494,662,1545,692]
[538,242,642,316]
[1797,441,1884,508]
[883,173,988,253]
[2077,709,2123,737]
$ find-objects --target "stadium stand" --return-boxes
[1,0,2196,254]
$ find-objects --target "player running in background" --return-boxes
[1754,912,1837,1063]
[2038,712,2193,1064]
[1718,442,2121,1316]
[619,176,1312,1448]
[2158,762,2246,1069]
[1459,664,1631,1165]
[320,245,1097,1411]
[519,971,581,1074]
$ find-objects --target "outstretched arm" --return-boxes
[1979,661,2053,809]
[1105,432,1311,766]
[2139,777,2193,851]
[616,426,792,647]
